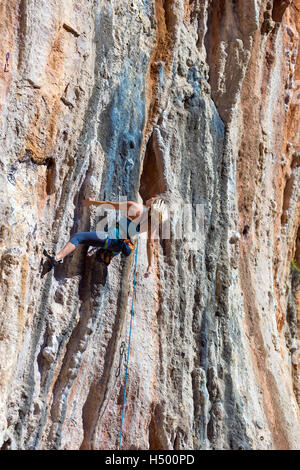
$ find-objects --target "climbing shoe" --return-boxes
[43,249,62,267]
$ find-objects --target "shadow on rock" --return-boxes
[40,260,53,278]
[40,250,109,286]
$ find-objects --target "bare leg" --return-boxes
[55,242,76,261]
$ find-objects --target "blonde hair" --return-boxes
[150,195,169,223]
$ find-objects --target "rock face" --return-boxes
[0,0,299,450]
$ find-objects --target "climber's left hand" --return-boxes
[144,265,152,278]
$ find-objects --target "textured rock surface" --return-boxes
[0,0,300,450]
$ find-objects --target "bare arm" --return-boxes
[83,198,141,215]
[145,223,158,277]
[146,238,155,269]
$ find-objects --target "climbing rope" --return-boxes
[118,234,139,450]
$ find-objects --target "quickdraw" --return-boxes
[4,52,9,72]
[115,341,127,378]
[124,238,135,251]
[98,249,114,266]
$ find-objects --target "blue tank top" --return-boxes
[107,216,140,241]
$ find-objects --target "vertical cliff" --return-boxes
[0,0,299,450]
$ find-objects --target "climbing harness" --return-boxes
[97,237,136,266]
[115,341,127,378]
[118,234,139,450]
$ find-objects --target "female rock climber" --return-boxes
[43,196,167,277]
